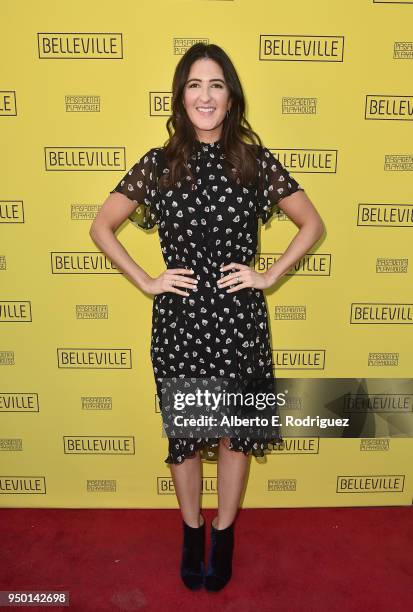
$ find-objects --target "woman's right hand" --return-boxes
[143,268,198,297]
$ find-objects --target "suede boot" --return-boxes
[180,514,205,590]
[205,516,234,592]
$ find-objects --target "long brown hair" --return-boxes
[159,43,263,191]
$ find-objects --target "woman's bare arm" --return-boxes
[264,189,326,286]
[89,192,153,294]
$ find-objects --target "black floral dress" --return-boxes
[110,138,304,464]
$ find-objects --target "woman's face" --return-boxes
[182,58,232,143]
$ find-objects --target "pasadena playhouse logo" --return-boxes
[384,155,413,171]
[376,258,408,274]
[268,479,297,492]
[173,38,209,56]
[76,305,109,320]
[360,439,390,452]
[71,204,102,221]
[65,95,100,112]
[368,352,399,367]
[87,480,117,493]
[394,42,413,59]
[282,97,317,115]
[275,305,307,321]
[0,439,22,451]
[81,397,112,411]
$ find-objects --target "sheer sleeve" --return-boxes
[257,146,305,224]
[109,148,161,230]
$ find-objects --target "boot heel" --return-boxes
[180,514,205,590]
[205,518,234,592]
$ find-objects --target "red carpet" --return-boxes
[0,507,412,611]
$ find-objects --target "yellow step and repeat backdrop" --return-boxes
[1,0,412,508]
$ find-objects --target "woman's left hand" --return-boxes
[217,262,273,292]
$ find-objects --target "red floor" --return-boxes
[0,506,412,611]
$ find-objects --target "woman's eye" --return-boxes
[188,83,224,88]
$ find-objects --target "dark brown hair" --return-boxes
[159,43,263,191]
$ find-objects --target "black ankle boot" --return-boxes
[205,518,234,592]
[180,515,205,590]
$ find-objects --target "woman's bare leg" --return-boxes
[170,451,203,527]
[215,437,249,529]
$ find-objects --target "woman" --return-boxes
[90,43,324,592]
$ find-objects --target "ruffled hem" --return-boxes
[164,435,284,465]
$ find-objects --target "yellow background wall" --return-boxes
[1,0,412,508]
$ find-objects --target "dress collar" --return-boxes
[193,138,223,151]
[192,138,223,158]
